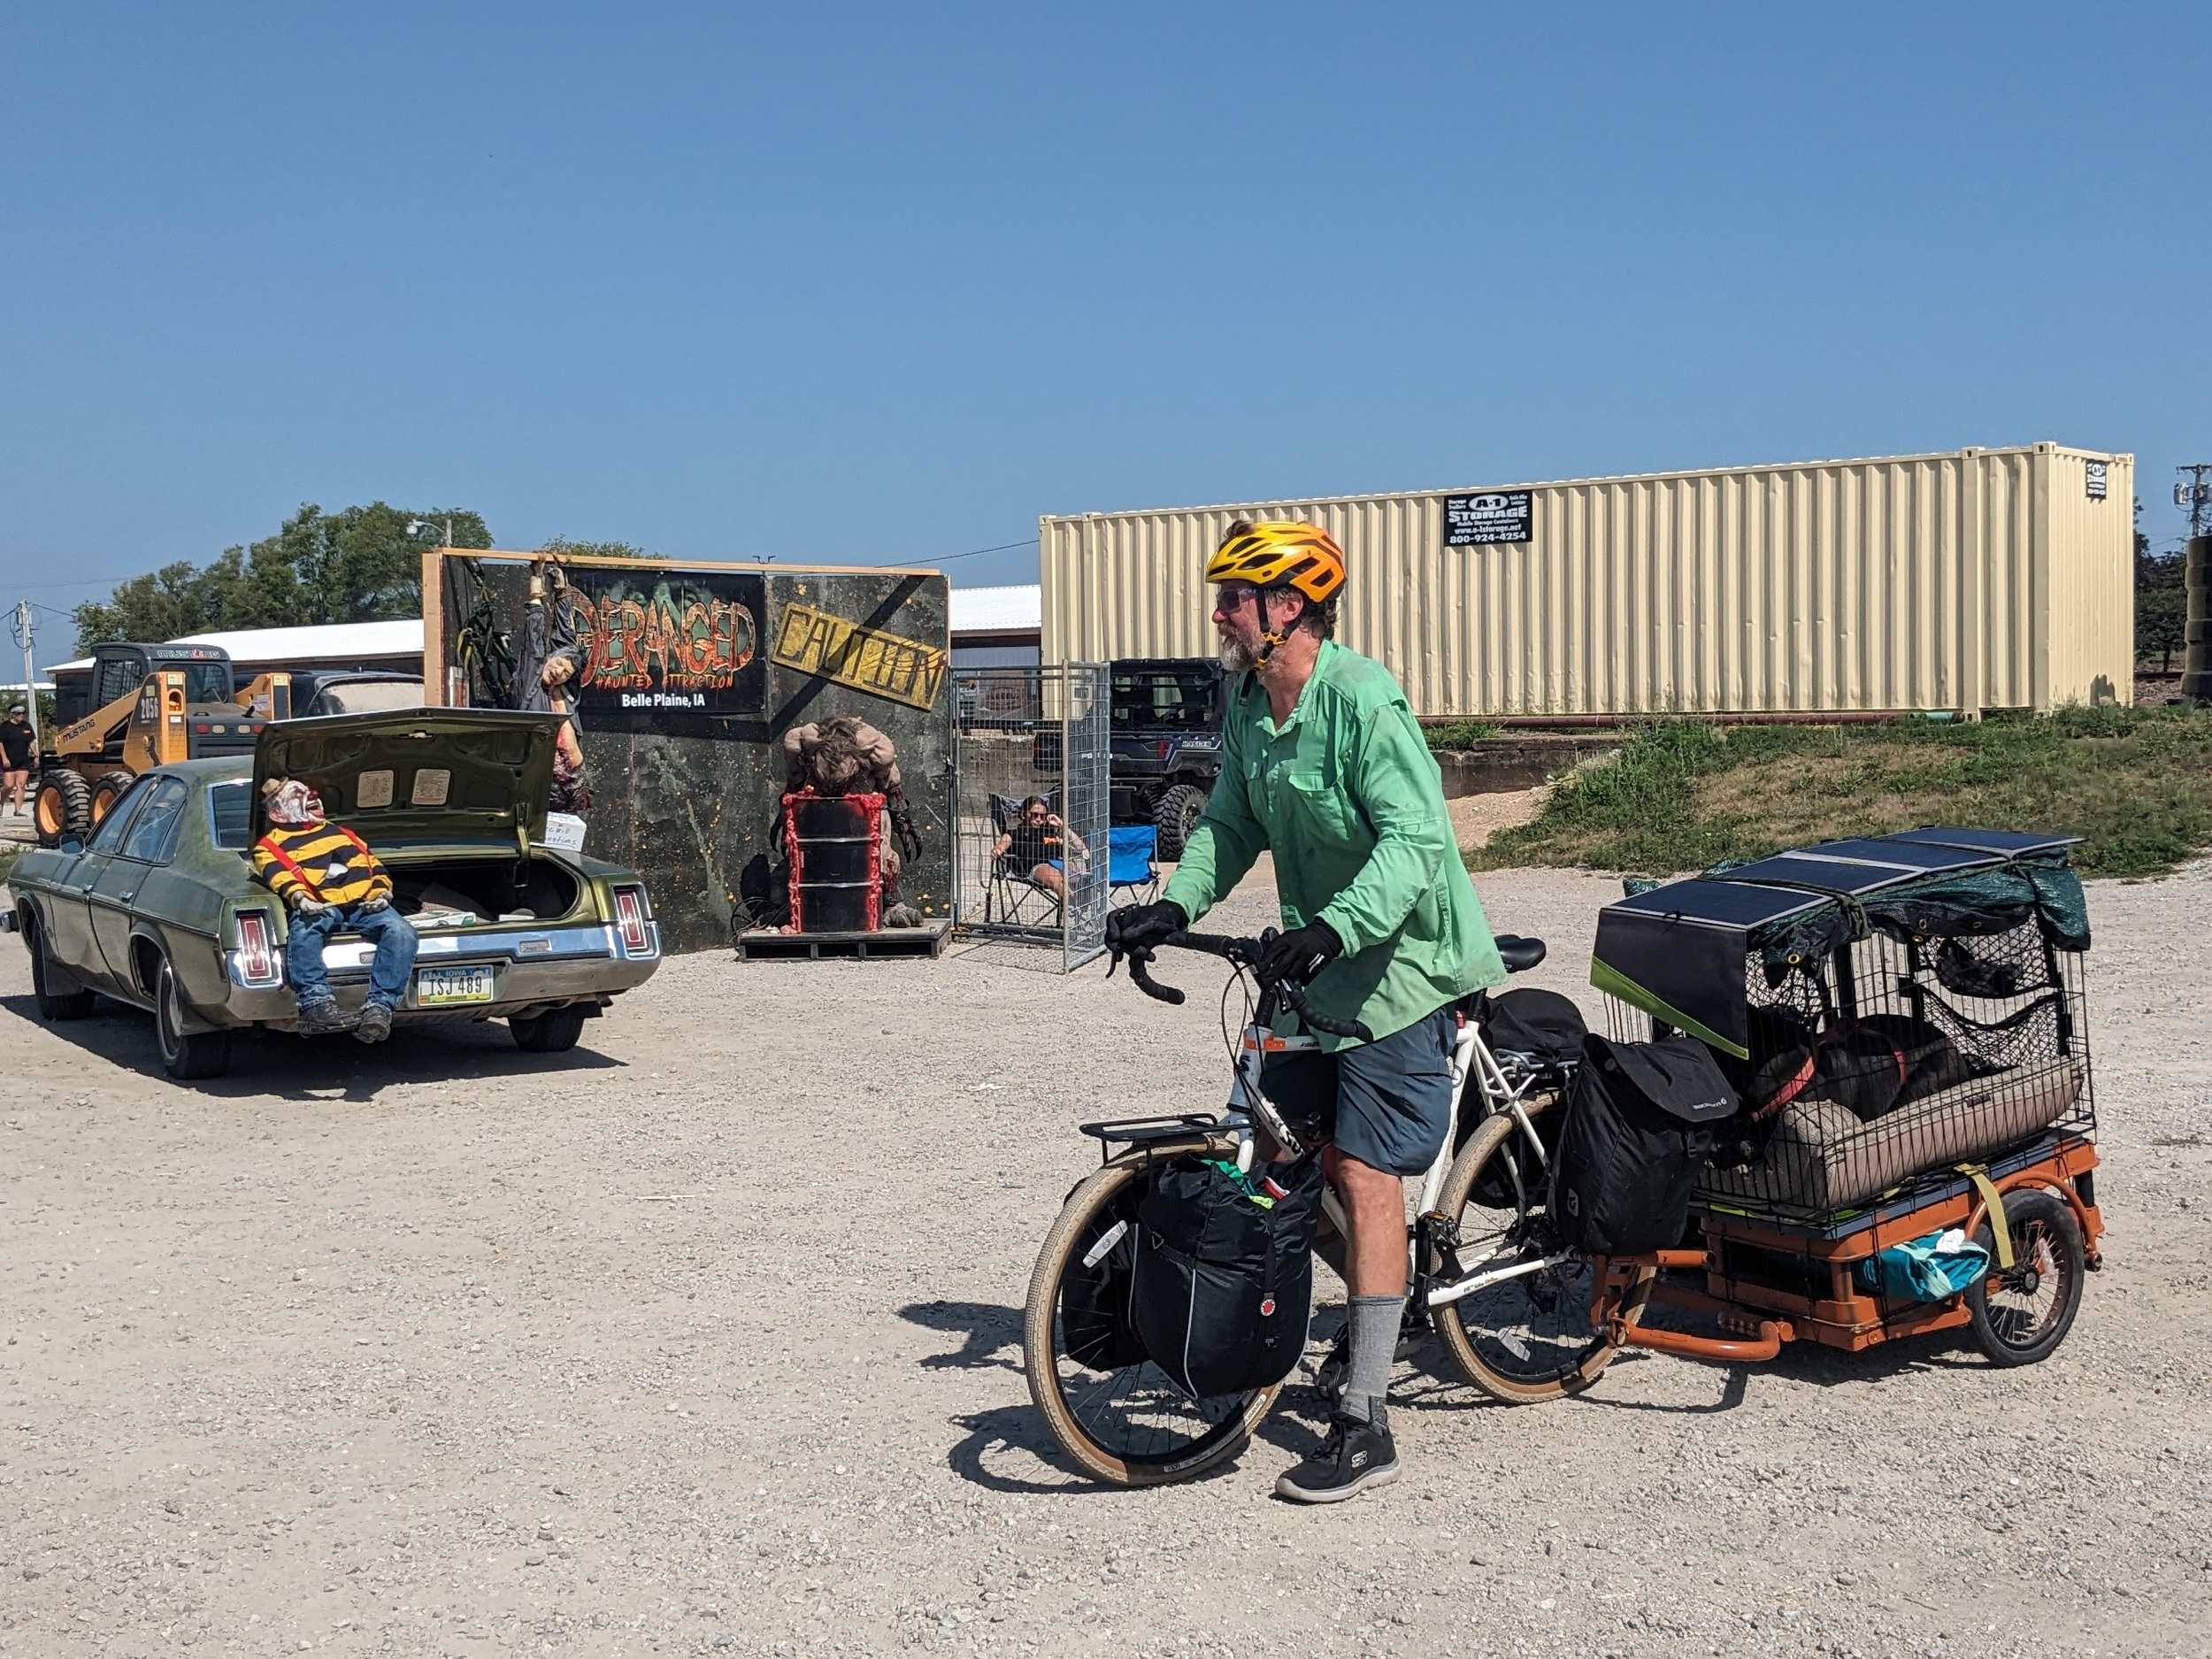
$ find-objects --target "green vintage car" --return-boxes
[4,709,662,1079]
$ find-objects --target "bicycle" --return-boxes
[1022,926,1617,1487]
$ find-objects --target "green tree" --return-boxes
[71,503,490,652]
[535,536,655,560]
[2136,497,2186,674]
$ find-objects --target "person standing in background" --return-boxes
[0,704,38,817]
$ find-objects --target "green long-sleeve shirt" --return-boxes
[1163,641,1506,1049]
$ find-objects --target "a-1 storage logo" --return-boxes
[1443,489,1533,547]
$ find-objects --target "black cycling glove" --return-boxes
[1254,918,1343,987]
[1104,898,1187,958]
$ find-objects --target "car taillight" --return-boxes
[1156,740,1172,760]
[613,886,652,956]
[193,723,211,734]
[235,909,280,987]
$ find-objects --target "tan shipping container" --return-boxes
[1041,444,2132,718]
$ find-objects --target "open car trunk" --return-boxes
[253,708,558,853]
[383,853,584,930]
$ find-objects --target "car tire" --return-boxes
[24,911,96,1021]
[1153,783,1209,862]
[154,953,232,1080]
[89,770,139,828]
[511,1004,588,1053]
[33,769,91,849]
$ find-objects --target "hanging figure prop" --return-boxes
[781,715,926,927]
[518,558,591,813]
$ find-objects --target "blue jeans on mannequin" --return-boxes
[287,903,419,1010]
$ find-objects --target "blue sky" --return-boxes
[4,4,2207,664]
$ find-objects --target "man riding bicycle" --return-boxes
[1105,518,1506,1503]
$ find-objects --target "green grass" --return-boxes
[1423,719,1502,749]
[1470,706,2212,879]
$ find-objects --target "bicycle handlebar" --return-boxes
[1118,929,1375,1042]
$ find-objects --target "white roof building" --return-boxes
[949,584,1041,637]
[50,618,425,677]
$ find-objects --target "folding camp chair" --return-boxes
[1107,824,1160,906]
[984,791,1064,927]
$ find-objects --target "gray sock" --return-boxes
[1340,1294,1404,1425]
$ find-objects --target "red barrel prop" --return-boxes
[782,791,884,933]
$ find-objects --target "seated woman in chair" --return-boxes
[992,795,1088,897]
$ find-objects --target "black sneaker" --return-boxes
[353,1002,393,1044]
[296,1001,353,1036]
[1274,1403,1400,1504]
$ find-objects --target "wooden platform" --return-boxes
[735,919,952,961]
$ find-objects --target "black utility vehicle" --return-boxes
[1110,658,1224,860]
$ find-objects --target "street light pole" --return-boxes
[11,599,40,756]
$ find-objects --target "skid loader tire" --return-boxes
[89,770,139,829]
[34,769,92,849]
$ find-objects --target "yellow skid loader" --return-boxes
[35,642,292,847]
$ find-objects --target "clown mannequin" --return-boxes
[251,777,419,1041]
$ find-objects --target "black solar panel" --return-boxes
[1715,853,1931,895]
[1879,826,2081,855]
[1609,879,1819,929]
[1800,837,1997,872]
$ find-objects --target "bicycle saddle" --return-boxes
[1494,933,1547,973]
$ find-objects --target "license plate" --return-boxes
[414,965,495,1006]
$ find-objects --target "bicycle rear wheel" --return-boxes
[1427,1110,1636,1402]
[1024,1140,1286,1486]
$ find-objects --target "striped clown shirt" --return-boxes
[251,822,394,908]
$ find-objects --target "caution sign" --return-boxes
[1443,490,1533,547]
[770,603,948,711]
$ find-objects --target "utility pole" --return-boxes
[2177,465,2212,540]
[10,599,40,755]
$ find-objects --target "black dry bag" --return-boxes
[1549,1033,1739,1256]
[1129,1153,1325,1399]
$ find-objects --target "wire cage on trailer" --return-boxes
[1591,829,2097,1229]
[951,663,1110,971]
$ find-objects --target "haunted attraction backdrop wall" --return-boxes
[426,552,952,954]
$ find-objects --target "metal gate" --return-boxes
[952,663,1110,970]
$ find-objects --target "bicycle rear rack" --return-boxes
[1078,1113,1227,1163]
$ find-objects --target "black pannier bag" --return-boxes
[1550,1033,1740,1256]
[1057,1186,1148,1371]
[1129,1153,1325,1399]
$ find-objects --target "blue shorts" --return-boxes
[1259,1004,1457,1177]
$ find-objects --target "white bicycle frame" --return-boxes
[1219,1004,1563,1294]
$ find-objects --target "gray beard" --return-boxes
[1217,636,1255,674]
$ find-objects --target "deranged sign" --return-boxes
[559,569,767,718]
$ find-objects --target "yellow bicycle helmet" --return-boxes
[1205,519,1347,604]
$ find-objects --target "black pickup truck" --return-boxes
[1110,658,1225,860]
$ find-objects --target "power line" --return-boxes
[884,537,1034,569]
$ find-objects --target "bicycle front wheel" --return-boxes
[1023,1140,1286,1486]
[1427,1110,1636,1403]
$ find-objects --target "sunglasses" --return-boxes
[1213,583,1262,612]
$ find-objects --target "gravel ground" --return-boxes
[2,862,2207,1659]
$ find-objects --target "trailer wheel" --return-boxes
[1967,1189,2084,1367]
[1153,783,1208,862]
[89,770,139,828]
[33,769,91,848]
